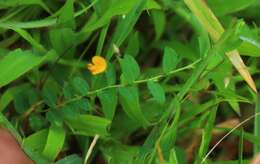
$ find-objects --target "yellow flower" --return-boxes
[87,56,107,75]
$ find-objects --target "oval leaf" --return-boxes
[162,47,179,73]
[119,86,149,127]
[120,55,140,83]
[72,76,89,95]
[98,88,118,120]
[147,81,166,104]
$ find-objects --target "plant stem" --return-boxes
[84,135,99,164]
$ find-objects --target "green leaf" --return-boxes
[96,23,110,55]
[42,125,66,161]
[72,76,89,95]
[208,0,256,16]
[59,105,79,119]
[46,111,63,127]
[55,154,82,164]
[0,49,46,88]
[0,113,22,145]
[42,80,59,107]
[29,114,45,131]
[101,142,139,164]
[106,0,148,59]
[147,81,166,104]
[151,10,166,40]
[0,83,30,112]
[161,98,180,151]
[22,131,51,163]
[169,149,179,164]
[0,0,41,6]
[120,55,140,83]
[22,129,49,152]
[106,62,117,85]
[0,2,96,30]
[0,34,19,48]
[12,28,46,53]
[216,21,245,53]
[0,0,50,13]
[198,35,210,57]
[49,28,76,58]
[98,88,118,120]
[74,98,90,112]
[196,107,217,163]
[81,0,160,34]
[58,0,75,29]
[65,114,111,136]
[162,47,179,74]
[119,86,149,127]
[238,39,260,57]
[0,18,57,29]
[63,82,77,100]
[13,91,29,114]
[125,31,140,57]
[134,125,164,163]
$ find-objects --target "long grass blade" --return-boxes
[183,0,257,92]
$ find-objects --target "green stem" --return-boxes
[55,59,200,109]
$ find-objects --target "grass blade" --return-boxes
[196,106,218,163]
[183,0,257,92]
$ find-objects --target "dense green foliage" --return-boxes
[0,0,260,163]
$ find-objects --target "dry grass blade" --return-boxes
[226,50,257,92]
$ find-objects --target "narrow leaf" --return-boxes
[184,0,257,92]
[196,107,217,163]
[42,125,66,161]
[58,0,75,29]
[65,114,111,136]
[0,49,46,88]
[151,10,166,40]
[161,98,181,151]
[106,0,148,59]
[208,0,256,16]
[55,154,82,164]
[169,149,179,164]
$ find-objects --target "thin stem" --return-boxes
[202,112,260,163]
[24,59,200,118]
[54,59,200,109]
[84,135,100,164]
